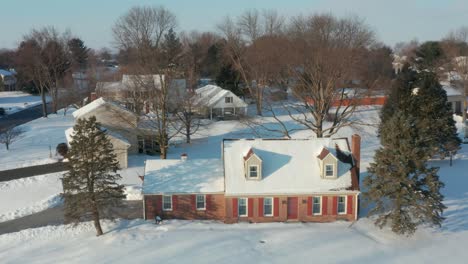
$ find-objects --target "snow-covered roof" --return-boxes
[0,69,14,76]
[223,138,354,196]
[194,85,247,108]
[443,85,463,97]
[143,159,224,194]
[65,127,131,147]
[72,97,135,119]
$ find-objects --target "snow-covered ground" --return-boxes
[0,109,74,170]
[1,104,468,263]
[0,172,64,222]
[0,91,49,115]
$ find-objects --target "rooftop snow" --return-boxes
[223,138,353,195]
[72,97,135,119]
[143,159,225,194]
[194,85,247,108]
[443,85,463,97]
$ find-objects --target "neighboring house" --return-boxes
[0,69,17,91]
[142,135,361,223]
[72,72,89,91]
[392,55,407,74]
[441,83,465,115]
[67,97,159,168]
[193,85,248,120]
[96,74,186,113]
[65,127,131,169]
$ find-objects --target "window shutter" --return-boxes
[274,197,279,217]
[172,195,178,211]
[307,197,313,216]
[191,195,196,211]
[232,198,238,217]
[347,195,353,214]
[248,198,254,217]
[258,198,264,217]
[206,194,212,211]
[322,196,328,215]
[332,196,337,215]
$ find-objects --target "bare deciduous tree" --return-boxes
[218,10,287,116]
[113,6,180,159]
[285,14,376,138]
[0,127,24,150]
[16,27,71,116]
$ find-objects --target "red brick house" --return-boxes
[143,135,361,223]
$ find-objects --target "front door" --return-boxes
[287,197,298,220]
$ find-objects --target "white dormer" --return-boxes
[243,148,263,180]
[317,147,338,179]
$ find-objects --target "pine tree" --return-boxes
[62,116,125,236]
[162,28,182,66]
[380,64,417,127]
[413,72,461,159]
[364,111,446,235]
[68,38,89,71]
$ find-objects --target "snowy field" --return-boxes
[0,172,64,222]
[1,104,468,263]
[0,109,74,170]
[0,91,49,115]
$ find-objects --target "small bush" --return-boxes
[0,107,5,116]
[56,143,69,157]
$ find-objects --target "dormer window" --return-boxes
[325,164,334,177]
[244,148,262,180]
[248,165,258,178]
[317,147,338,179]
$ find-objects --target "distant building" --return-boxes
[67,97,159,168]
[0,69,17,91]
[193,85,248,120]
[96,74,186,113]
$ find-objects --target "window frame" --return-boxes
[248,165,259,178]
[162,195,172,211]
[225,96,233,103]
[196,194,206,210]
[263,197,273,217]
[312,196,322,216]
[337,195,347,215]
[325,164,335,177]
[238,197,248,217]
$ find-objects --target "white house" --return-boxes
[0,69,17,91]
[193,85,248,119]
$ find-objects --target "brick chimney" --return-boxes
[351,134,361,174]
[90,92,97,102]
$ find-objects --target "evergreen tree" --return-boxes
[413,41,445,71]
[380,64,417,127]
[215,63,243,96]
[162,28,182,66]
[62,116,125,236]
[68,38,89,71]
[364,111,446,235]
[413,72,461,158]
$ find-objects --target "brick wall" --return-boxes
[144,194,226,221]
[224,194,357,223]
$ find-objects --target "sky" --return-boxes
[1,0,467,50]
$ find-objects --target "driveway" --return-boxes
[0,200,142,235]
